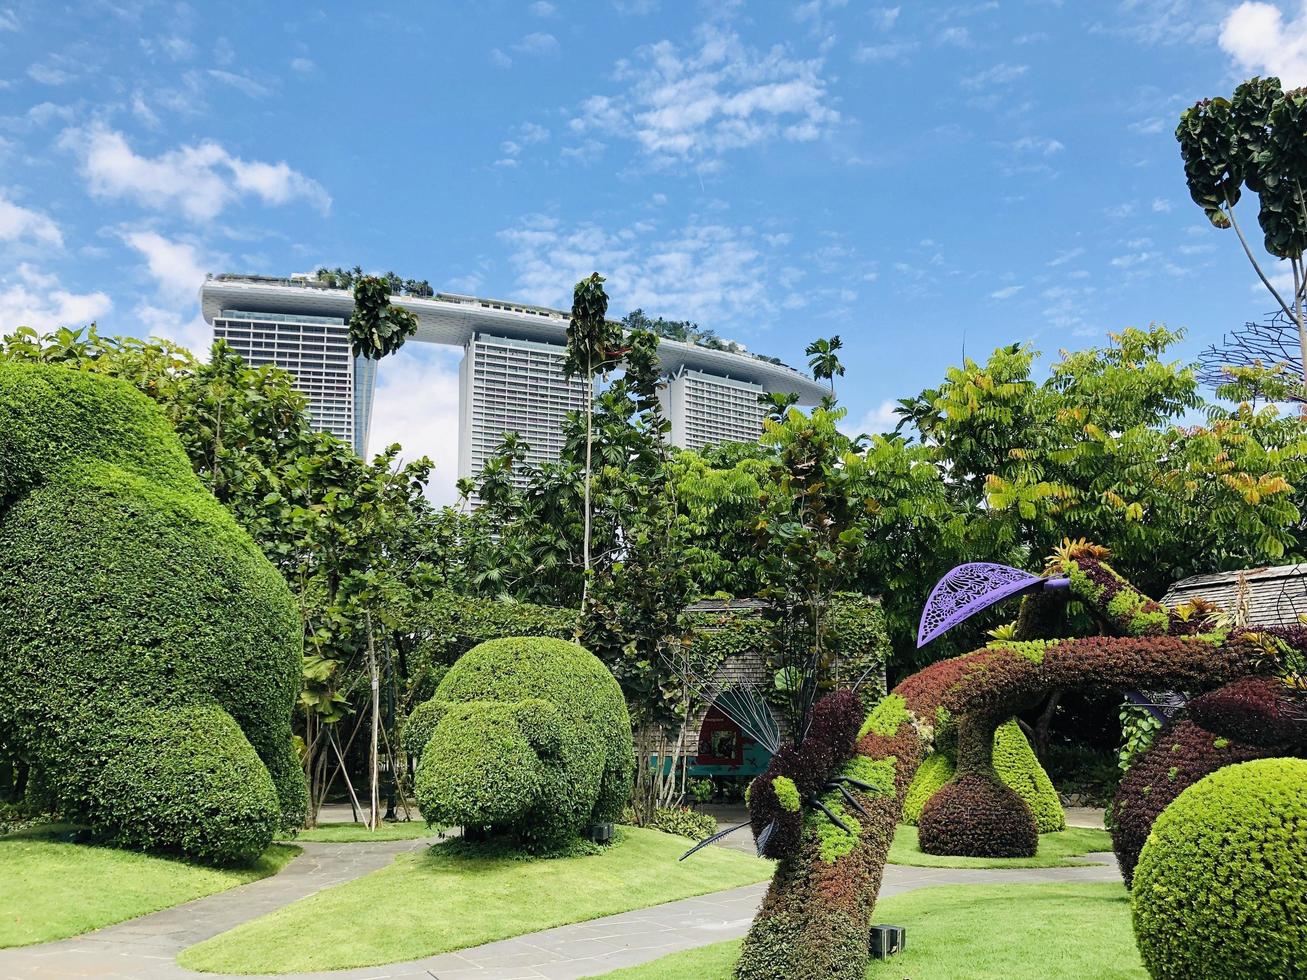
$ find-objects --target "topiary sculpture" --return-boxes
[0,362,305,865]
[734,542,1300,980]
[1131,758,1307,980]
[404,636,634,850]
[902,717,1064,834]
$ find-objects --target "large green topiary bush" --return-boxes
[903,719,1064,833]
[0,362,305,865]
[1131,758,1307,980]
[406,636,634,850]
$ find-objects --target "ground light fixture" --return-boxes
[870,924,906,959]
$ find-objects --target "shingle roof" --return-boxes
[1161,563,1307,630]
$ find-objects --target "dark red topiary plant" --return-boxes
[733,542,1301,980]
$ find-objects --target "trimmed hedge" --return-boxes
[1186,674,1304,750]
[902,720,1064,833]
[917,772,1038,857]
[1132,759,1307,980]
[1108,717,1270,886]
[648,805,718,841]
[0,363,304,865]
[409,637,634,849]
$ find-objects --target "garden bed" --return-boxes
[179,826,772,973]
[590,882,1144,979]
[887,824,1113,868]
[0,824,298,947]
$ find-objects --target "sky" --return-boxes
[4,0,1307,503]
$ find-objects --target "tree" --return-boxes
[0,326,441,828]
[348,275,418,361]
[805,335,845,396]
[1177,77,1307,403]
[1199,312,1304,405]
[563,273,622,611]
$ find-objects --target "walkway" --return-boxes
[0,837,1122,980]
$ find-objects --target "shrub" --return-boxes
[917,772,1038,857]
[411,637,634,850]
[1109,717,1271,885]
[648,806,717,841]
[902,720,1064,832]
[0,363,304,865]
[1132,759,1307,980]
[1186,675,1303,750]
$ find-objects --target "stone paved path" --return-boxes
[0,837,1122,980]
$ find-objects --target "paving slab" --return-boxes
[0,833,1122,980]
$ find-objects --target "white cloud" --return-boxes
[961,63,1028,89]
[207,68,270,98]
[0,264,111,331]
[0,9,18,31]
[567,27,840,167]
[937,26,972,47]
[290,57,315,73]
[122,230,207,305]
[1047,246,1085,266]
[1152,196,1173,212]
[0,193,62,247]
[499,213,783,332]
[871,6,901,30]
[513,32,559,55]
[990,284,1023,299]
[27,62,74,85]
[529,1,556,15]
[1220,1,1307,86]
[841,400,900,437]
[368,345,464,505]
[1011,135,1064,155]
[853,40,918,62]
[60,125,330,221]
[490,48,513,68]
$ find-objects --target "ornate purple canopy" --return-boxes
[917,562,1069,648]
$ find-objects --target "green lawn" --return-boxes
[888,824,1113,868]
[279,820,443,843]
[0,825,299,948]
[179,826,773,974]
[591,882,1146,979]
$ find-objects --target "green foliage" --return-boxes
[647,806,718,841]
[772,776,801,812]
[411,638,634,849]
[901,721,1063,832]
[859,692,909,739]
[1118,704,1165,772]
[348,275,418,360]
[902,752,956,824]
[1132,759,1307,980]
[0,363,305,864]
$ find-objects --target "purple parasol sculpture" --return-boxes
[918,562,1070,648]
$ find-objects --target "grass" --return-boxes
[179,826,773,974]
[590,882,1147,979]
[887,824,1113,868]
[279,820,443,843]
[0,824,299,948]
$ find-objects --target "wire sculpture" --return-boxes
[1198,311,1305,402]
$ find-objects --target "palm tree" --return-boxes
[805,335,845,397]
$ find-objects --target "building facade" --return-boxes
[200,275,829,494]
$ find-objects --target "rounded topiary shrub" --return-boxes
[903,719,1064,833]
[1109,717,1268,886]
[1186,675,1304,750]
[1132,758,1307,980]
[917,772,1038,857]
[0,363,305,865]
[410,637,634,850]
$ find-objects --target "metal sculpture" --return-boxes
[917,561,1069,647]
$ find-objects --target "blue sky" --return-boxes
[4,0,1306,501]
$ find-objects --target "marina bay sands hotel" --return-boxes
[200,274,826,488]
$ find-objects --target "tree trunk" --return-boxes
[367,612,380,831]
[582,359,593,611]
